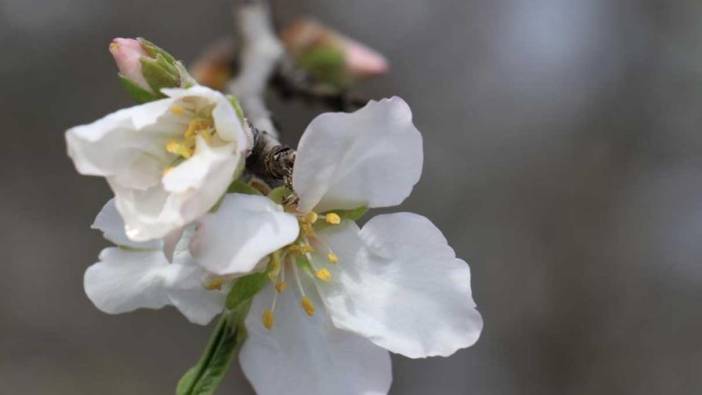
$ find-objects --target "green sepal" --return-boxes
[225,272,270,310]
[334,206,368,221]
[138,37,177,65]
[314,206,369,232]
[227,179,262,196]
[118,74,161,103]
[141,56,179,94]
[268,186,292,204]
[294,254,313,274]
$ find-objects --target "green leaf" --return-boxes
[226,272,269,310]
[118,74,161,103]
[226,179,262,196]
[176,312,246,395]
[268,186,292,204]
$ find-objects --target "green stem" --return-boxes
[176,307,249,395]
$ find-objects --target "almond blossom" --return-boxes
[188,97,483,394]
[66,85,251,242]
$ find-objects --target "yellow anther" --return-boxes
[184,118,214,139]
[301,297,315,316]
[303,212,319,224]
[170,105,185,116]
[289,243,314,255]
[315,268,332,282]
[262,309,274,330]
[275,281,287,293]
[204,277,225,290]
[327,253,339,264]
[163,166,174,176]
[166,140,193,158]
[325,213,341,225]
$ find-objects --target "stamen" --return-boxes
[165,140,193,158]
[302,212,318,224]
[292,257,315,317]
[324,212,341,225]
[204,277,226,290]
[170,104,186,116]
[301,223,315,237]
[262,309,274,330]
[184,118,214,139]
[275,259,287,293]
[327,252,339,264]
[301,297,315,317]
[315,268,332,282]
[288,243,314,255]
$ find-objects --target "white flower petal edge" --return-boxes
[240,279,392,395]
[91,199,161,250]
[66,86,251,242]
[189,194,300,275]
[292,97,423,213]
[84,201,225,325]
[84,248,223,325]
[314,213,483,358]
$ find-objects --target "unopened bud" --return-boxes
[280,18,389,90]
[110,38,151,93]
[109,37,195,103]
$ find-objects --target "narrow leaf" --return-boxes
[176,312,244,395]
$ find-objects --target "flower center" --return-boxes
[260,210,343,330]
[163,103,220,171]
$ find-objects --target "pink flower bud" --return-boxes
[109,38,152,93]
[281,19,389,84]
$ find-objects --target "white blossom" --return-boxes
[84,199,226,325]
[66,86,251,242]
[189,98,483,395]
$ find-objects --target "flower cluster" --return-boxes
[66,37,482,395]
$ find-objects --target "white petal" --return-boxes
[91,199,162,250]
[66,98,178,189]
[83,248,172,314]
[190,194,299,275]
[161,137,237,193]
[165,259,226,325]
[314,213,483,358]
[292,97,423,212]
[240,282,392,395]
[84,245,224,325]
[162,86,251,153]
[168,225,225,324]
[110,141,240,242]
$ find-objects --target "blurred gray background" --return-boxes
[2,0,702,394]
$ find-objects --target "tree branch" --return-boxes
[227,1,283,138]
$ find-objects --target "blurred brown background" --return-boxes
[2,0,702,394]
